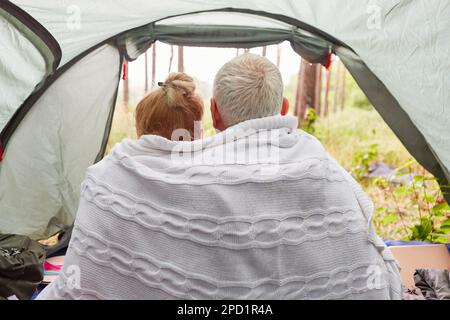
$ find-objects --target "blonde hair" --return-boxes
[135,72,204,140]
[213,53,283,126]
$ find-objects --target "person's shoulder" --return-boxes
[290,128,330,156]
[83,138,134,179]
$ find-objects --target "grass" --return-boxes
[106,105,137,154]
[311,106,448,241]
[313,106,414,169]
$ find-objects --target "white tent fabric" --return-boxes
[158,12,295,30]
[0,10,48,131]
[10,0,450,182]
[0,44,120,239]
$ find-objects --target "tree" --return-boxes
[294,59,320,123]
[144,51,148,92]
[123,60,129,108]
[178,45,184,73]
[151,42,156,88]
[168,45,174,73]
[333,61,342,113]
[323,64,332,117]
[339,63,346,111]
[315,65,323,116]
[276,44,281,68]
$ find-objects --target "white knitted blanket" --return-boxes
[38,115,402,300]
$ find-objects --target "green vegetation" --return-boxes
[313,106,413,169]
[308,75,449,242]
[106,105,137,154]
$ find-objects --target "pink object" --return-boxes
[42,256,65,284]
[44,260,62,272]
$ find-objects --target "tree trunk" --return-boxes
[340,66,346,111]
[323,65,332,117]
[276,45,281,68]
[123,60,129,109]
[178,46,184,73]
[151,42,156,88]
[294,59,319,123]
[333,61,342,114]
[294,60,302,117]
[144,51,148,92]
[314,65,322,116]
[168,45,174,73]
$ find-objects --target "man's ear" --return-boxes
[280,97,289,116]
[210,97,226,132]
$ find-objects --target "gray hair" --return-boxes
[213,53,284,126]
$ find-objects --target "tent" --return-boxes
[1,0,449,241]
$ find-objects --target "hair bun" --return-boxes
[162,73,196,108]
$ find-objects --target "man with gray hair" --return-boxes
[211,53,289,129]
[205,53,403,299]
[39,53,402,300]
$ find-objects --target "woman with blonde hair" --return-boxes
[135,72,203,140]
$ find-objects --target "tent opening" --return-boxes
[109,41,449,245]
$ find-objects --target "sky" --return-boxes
[120,41,301,106]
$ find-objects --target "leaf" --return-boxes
[381,214,398,225]
[414,176,425,183]
[395,160,416,172]
[429,234,450,244]
[432,203,450,213]
[393,171,409,178]
[439,219,450,231]
[394,185,408,196]
[421,218,433,237]
[423,194,434,203]
[430,233,450,238]
[410,225,422,240]
[410,217,433,241]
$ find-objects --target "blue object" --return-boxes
[31,284,47,300]
[384,240,450,254]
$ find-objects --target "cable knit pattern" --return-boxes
[38,115,403,300]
